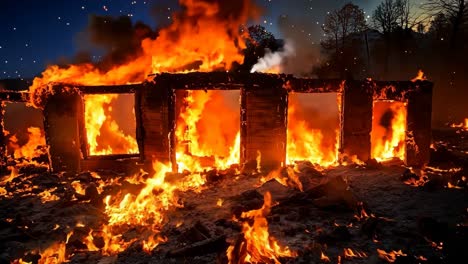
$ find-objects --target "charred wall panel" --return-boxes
[44,90,81,172]
[241,86,287,169]
[341,81,373,161]
[405,82,433,167]
[140,82,173,164]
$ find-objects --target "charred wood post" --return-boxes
[141,81,173,168]
[341,80,373,162]
[241,80,287,170]
[43,87,82,172]
[373,81,434,167]
[405,81,433,168]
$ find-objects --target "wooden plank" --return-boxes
[341,80,373,162]
[76,84,142,94]
[241,87,287,169]
[43,91,81,172]
[405,82,433,168]
[0,91,29,102]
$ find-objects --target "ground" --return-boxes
[0,128,467,264]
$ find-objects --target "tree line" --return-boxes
[244,0,467,125]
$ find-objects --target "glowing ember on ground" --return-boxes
[377,249,407,263]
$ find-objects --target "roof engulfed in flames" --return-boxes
[29,0,260,108]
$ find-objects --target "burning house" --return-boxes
[0,73,432,173]
[0,1,467,264]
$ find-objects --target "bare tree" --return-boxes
[423,0,467,45]
[321,3,367,78]
[372,0,401,34]
[372,0,419,34]
[396,0,411,29]
[322,3,367,50]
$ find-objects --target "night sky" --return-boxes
[0,0,382,79]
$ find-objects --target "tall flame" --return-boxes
[175,90,240,171]
[286,94,340,167]
[84,94,139,155]
[371,101,407,162]
[29,0,260,108]
[226,192,297,264]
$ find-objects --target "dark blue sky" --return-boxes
[0,0,380,79]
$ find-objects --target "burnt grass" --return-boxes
[0,128,467,264]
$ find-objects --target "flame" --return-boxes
[1,166,19,185]
[411,70,426,82]
[286,94,339,167]
[6,127,46,160]
[226,192,297,264]
[101,160,206,253]
[261,166,303,191]
[450,118,468,130]
[71,180,86,195]
[38,187,60,203]
[29,0,260,108]
[37,242,67,264]
[175,90,240,171]
[84,94,139,155]
[321,251,331,262]
[377,249,407,263]
[13,239,69,264]
[343,248,368,259]
[371,101,407,162]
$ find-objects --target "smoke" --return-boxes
[250,14,322,76]
[77,15,157,70]
[250,40,295,73]
[277,15,323,76]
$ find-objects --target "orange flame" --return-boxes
[286,94,340,167]
[344,248,368,259]
[7,127,46,160]
[175,90,240,171]
[29,0,260,108]
[84,94,139,155]
[371,101,407,162]
[321,251,331,262]
[261,167,303,191]
[377,249,407,263]
[450,118,468,130]
[101,160,206,253]
[411,70,427,82]
[226,192,297,264]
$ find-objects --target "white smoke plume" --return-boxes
[250,39,296,73]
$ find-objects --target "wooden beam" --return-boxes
[0,91,29,102]
[76,84,142,94]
